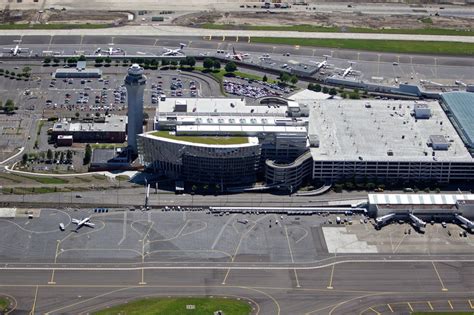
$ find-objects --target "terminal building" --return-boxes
[138,97,309,187]
[137,94,474,190]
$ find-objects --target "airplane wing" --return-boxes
[84,222,95,228]
[72,219,80,224]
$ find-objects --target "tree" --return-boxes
[161,59,170,66]
[322,86,329,94]
[213,60,221,70]
[278,72,290,84]
[224,61,237,73]
[186,56,196,68]
[203,58,214,70]
[43,58,51,64]
[75,112,80,119]
[313,84,322,92]
[47,149,53,161]
[4,99,15,114]
[95,112,101,117]
[78,55,86,61]
[83,144,92,165]
[170,60,178,67]
[262,74,268,82]
[95,57,104,64]
[66,150,73,161]
[290,75,298,85]
[53,58,60,64]
[329,88,337,96]
[22,153,28,165]
[22,66,31,74]
[104,57,112,64]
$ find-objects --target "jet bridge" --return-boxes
[375,213,396,230]
[455,214,474,231]
[409,213,427,229]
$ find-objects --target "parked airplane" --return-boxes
[94,47,123,55]
[226,46,249,61]
[341,61,360,78]
[162,43,186,56]
[3,44,29,56]
[72,217,95,232]
[310,55,329,71]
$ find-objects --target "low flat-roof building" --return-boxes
[51,115,127,143]
[54,67,102,78]
[309,100,474,183]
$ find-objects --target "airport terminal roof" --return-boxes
[369,193,474,205]
[289,89,332,101]
[309,100,472,162]
[440,92,474,148]
[176,124,307,135]
[155,97,288,116]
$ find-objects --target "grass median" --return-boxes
[202,23,474,36]
[93,297,251,315]
[0,297,9,312]
[250,37,474,56]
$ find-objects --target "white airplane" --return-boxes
[94,47,122,55]
[72,217,95,232]
[310,56,329,71]
[341,61,360,78]
[162,43,186,56]
[3,44,29,56]
[226,46,249,61]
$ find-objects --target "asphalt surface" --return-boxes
[0,209,473,314]
[1,35,472,87]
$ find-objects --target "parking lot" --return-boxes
[223,76,294,99]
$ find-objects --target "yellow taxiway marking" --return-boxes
[427,301,434,311]
[222,36,225,41]
[284,226,300,288]
[448,300,453,310]
[432,261,448,291]
[407,302,413,312]
[248,36,251,43]
[235,36,239,42]
[387,303,394,312]
[469,299,474,309]
[29,285,39,315]
[326,256,336,290]
[369,307,381,315]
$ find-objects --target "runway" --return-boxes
[0,209,473,314]
[0,25,474,43]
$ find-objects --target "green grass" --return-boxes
[201,23,474,36]
[0,297,9,312]
[2,186,64,194]
[91,143,125,149]
[93,297,251,315]
[151,131,249,145]
[92,174,107,180]
[250,37,474,56]
[0,173,22,184]
[0,23,112,30]
[20,176,69,185]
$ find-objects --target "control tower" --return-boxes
[124,63,146,154]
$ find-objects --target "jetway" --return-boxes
[375,213,396,229]
[409,213,427,229]
[455,214,474,231]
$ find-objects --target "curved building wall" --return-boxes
[265,150,313,189]
[125,64,146,153]
[138,134,260,186]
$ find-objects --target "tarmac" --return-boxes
[0,208,473,314]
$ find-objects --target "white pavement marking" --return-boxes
[212,214,236,250]
[117,211,128,246]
